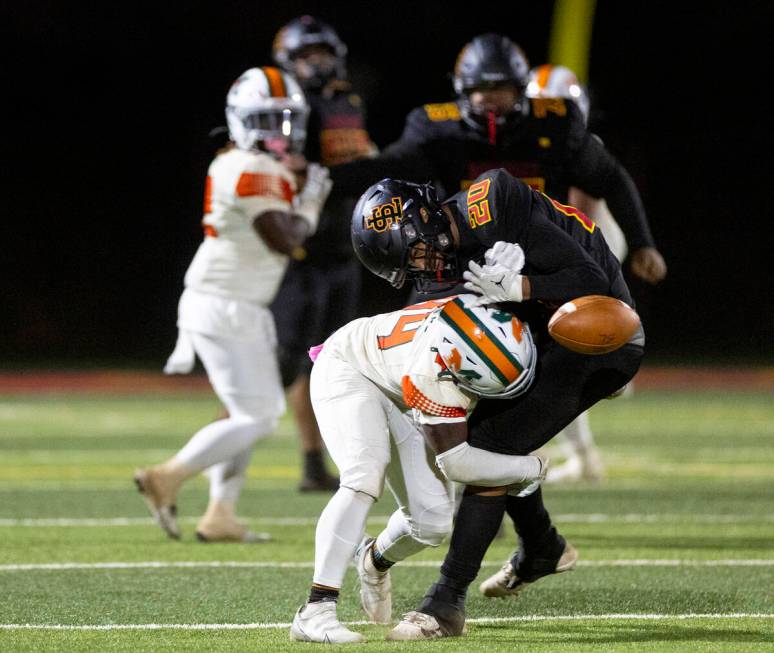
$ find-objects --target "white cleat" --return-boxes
[545,451,605,483]
[354,536,392,624]
[195,499,271,543]
[289,601,364,644]
[387,611,454,640]
[479,540,578,598]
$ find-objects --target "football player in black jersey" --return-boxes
[331,32,665,287]
[270,16,378,492]
[350,170,644,639]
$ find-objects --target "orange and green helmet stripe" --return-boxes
[439,298,523,386]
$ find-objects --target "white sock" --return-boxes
[375,510,425,562]
[313,487,374,589]
[207,446,253,502]
[173,394,273,470]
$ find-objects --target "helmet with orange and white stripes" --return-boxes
[225,66,309,153]
[435,294,536,399]
[526,64,590,124]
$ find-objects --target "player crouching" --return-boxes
[290,295,548,643]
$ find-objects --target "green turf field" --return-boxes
[1,385,773,651]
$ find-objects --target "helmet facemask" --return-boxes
[452,34,530,141]
[351,179,459,292]
[225,68,310,155]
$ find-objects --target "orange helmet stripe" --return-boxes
[262,66,287,97]
[440,299,522,385]
[535,64,553,93]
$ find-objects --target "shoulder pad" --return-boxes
[423,102,462,122]
[529,96,568,119]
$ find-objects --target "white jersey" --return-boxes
[184,147,297,305]
[324,298,477,425]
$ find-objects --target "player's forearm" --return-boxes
[601,162,655,251]
[435,441,545,487]
[573,136,655,251]
[253,211,309,259]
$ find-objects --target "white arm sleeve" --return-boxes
[435,441,545,487]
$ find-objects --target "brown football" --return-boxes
[548,295,641,355]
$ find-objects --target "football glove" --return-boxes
[484,241,525,272]
[295,163,333,233]
[463,261,524,304]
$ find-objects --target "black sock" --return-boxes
[438,492,507,595]
[308,585,339,603]
[505,487,563,557]
[303,451,327,479]
[371,545,394,572]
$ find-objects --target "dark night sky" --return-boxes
[2,1,773,365]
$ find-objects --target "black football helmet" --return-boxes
[351,179,458,293]
[272,16,347,89]
[452,33,530,133]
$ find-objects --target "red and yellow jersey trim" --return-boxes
[423,102,461,122]
[402,376,466,419]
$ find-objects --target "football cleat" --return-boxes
[479,538,577,597]
[387,611,444,640]
[545,450,605,483]
[289,601,364,644]
[387,610,467,640]
[195,523,271,543]
[195,500,270,543]
[133,466,182,540]
[354,536,392,624]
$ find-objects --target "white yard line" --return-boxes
[1,614,773,630]
[1,559,773,572]
[1,513,772,527]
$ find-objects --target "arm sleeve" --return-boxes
[567,133,655,251]
[525,218,611,303]
[435,441,544,486]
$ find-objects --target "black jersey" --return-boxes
[331,97,654,251]
[303,84,373,264]
[448,168,633,310]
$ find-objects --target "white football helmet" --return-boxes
[526,64,590,124]
[225,66,309,152]
[434,294,536,399]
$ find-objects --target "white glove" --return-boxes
[295,163,333,233]
[484,241,525,272]
[463,260,524,304]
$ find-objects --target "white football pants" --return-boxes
[172,330,285,502]
[309,349,455,588]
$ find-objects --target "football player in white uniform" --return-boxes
[134,66,332,542]
[526,64,664,483]
[290,294,546,643]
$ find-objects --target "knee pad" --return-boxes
[339,463,387,501]
[412,500,455,547]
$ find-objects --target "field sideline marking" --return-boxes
[1,559,773,572]
[2,513,773,527]
[1,614,773,631]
